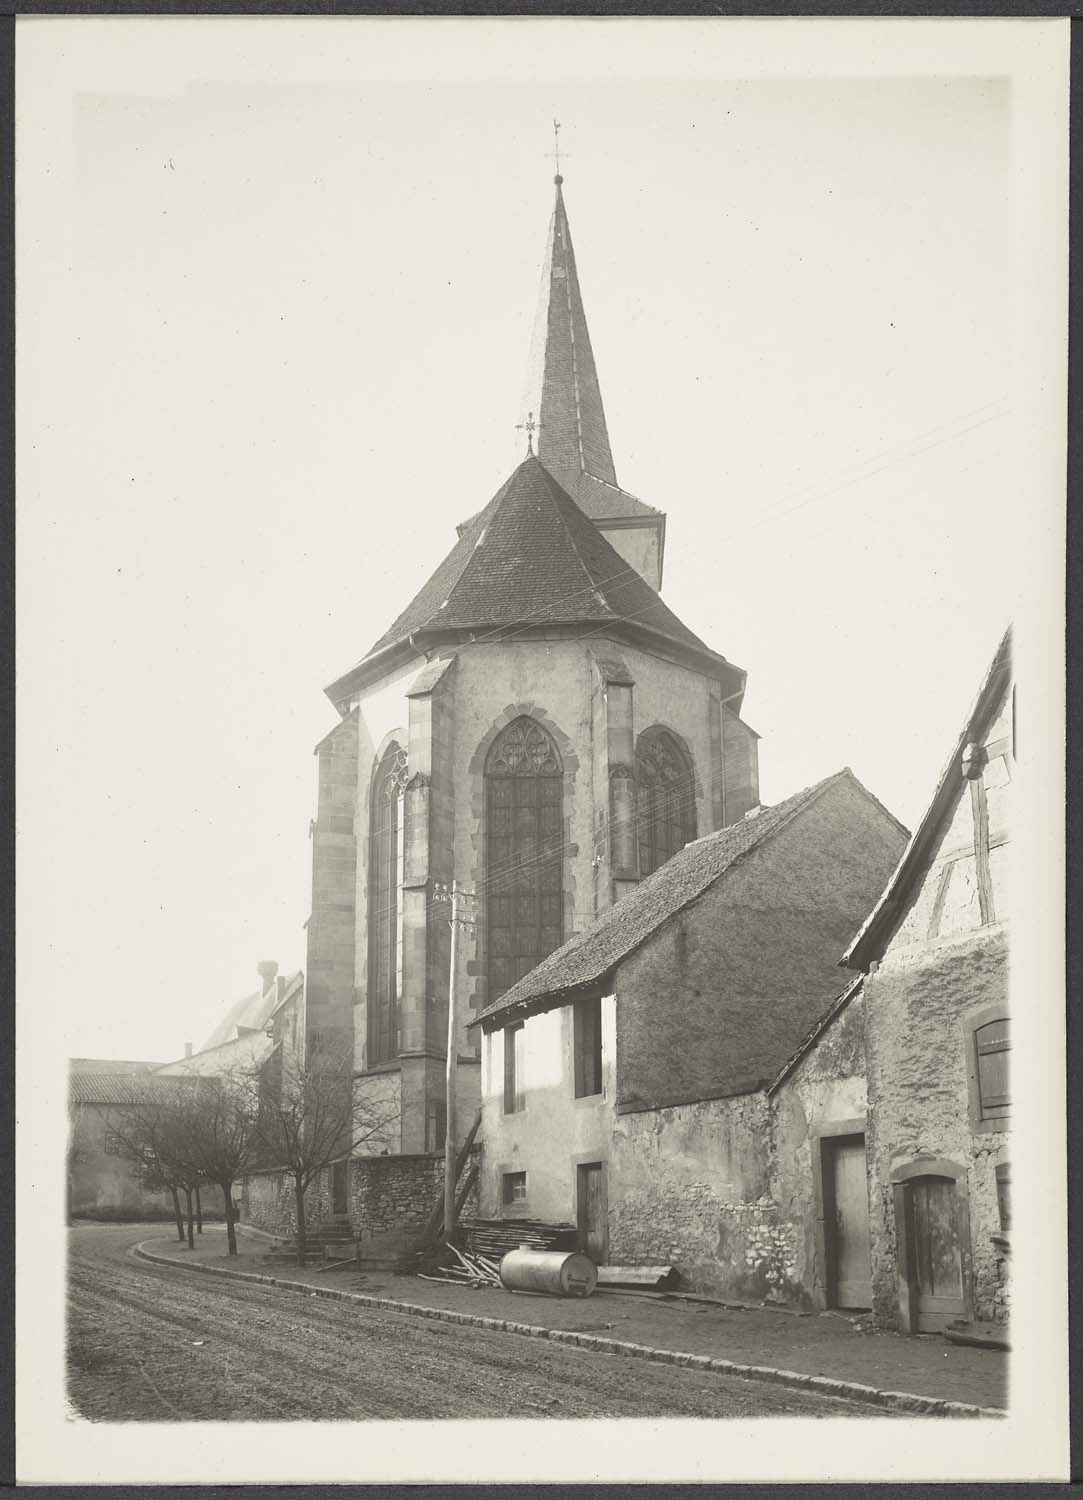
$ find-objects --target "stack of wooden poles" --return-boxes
[418,1241,504,1288]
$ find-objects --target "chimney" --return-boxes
[184,1042,192,1059]
[257,960,279,994]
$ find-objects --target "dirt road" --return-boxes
[67,1225,866,1422]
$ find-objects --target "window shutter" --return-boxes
[976,1018,1010,1116]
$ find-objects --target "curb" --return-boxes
[132,1241,1006,1420]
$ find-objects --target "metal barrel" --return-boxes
[498,1247,598,1298]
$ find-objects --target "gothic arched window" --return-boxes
[368,741,408,1066]
[485,717,564,1000]
[636,727,696,878]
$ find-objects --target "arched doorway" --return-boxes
[892,1159,972,1332]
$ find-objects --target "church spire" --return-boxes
[520,157,667,593]
[524,173,619,495]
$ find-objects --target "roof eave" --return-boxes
[324,637,427,710]
[379,618,745,693]
[842,631,1012,972]
[472,974,612,1031]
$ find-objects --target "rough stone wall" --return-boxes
[608,1092,802,1301]
[350,1153,443,1239]
[241,1153,478,1244]
[241,1167,331,1239]
[864,928,1009,1327]
[617,775,906,1114]
[862,679,1011,1329]
[769,993,868,1307]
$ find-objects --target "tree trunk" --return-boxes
[195,1186,203,1233]
[170,1185,184,1242]
[223,1183,237,1255]
[294,1178,307,1266]
[185,1187,195,1249]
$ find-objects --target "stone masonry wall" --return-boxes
[608,1092,805,1303]
[242,1153,479,1248]
[864,927,1009,1328]
[241,1168,332,1241]
[769,992,869,1309]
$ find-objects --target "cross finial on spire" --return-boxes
[516,411,539,453]
[545,118,567,184]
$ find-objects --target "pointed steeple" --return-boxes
[527,177,618,492]
[523,173,667,591]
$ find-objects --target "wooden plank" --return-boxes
[596,1265,675,1288]
[970,779,995,925]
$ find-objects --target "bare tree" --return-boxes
[251,1043,399,1264]
[176,1069,260,1256]
[107,1083,199,1243]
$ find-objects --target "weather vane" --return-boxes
[546,119,568,180]
[516,411,539,453]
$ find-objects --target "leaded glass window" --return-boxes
[368,742,408,1066]
[635,727,696,877]
[485,717,564,1001]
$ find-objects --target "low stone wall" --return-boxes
[609,1092,801,1303]
[240,1151,479,1247]
[241,1168,330,1240]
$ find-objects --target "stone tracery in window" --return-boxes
[635,726,696,878]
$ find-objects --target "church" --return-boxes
[302,169,762,1164]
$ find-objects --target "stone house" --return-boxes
[842,629,1013,1333]
[68,1061,183,1220]
[471,769,908,1307]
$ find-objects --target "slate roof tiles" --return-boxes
[363,455,715,665]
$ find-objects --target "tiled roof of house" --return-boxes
[69,1058,159,1075]
[476,770,857,1028]
[68,1072,196,1107]
[355,455,720,672]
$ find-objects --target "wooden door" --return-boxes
[576,1162,608,1265]
[825,1135,872,1310]
[907,1176,967,1331]
[331,1159,348,1217]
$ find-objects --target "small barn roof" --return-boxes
[842,628,1012,973]
[475,769,869,1030]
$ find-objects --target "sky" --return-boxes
[17,19,1063,1064]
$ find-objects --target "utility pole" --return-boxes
[443,880,460,1239]
[436,879,475,1240]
